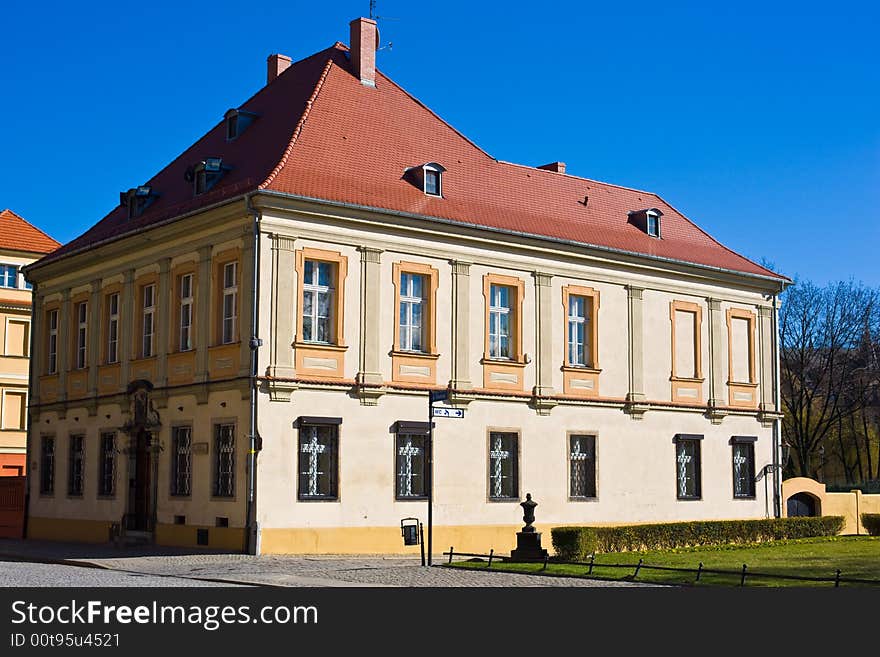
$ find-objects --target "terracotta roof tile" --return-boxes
[0,209,61,254]
[38,42,786,283]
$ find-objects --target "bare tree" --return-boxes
[780,280,879,480]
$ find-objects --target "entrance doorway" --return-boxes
[786,492,819,517]
[126,430,153,531]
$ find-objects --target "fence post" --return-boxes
[633,558,643,579]
[487,549,494,569]
[740,564,747,587]
[588,553,595,575]
[834,569,841,588]
[448,547,454,564]
[696,562,703,582]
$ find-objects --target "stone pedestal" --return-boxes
[510,531,548,562]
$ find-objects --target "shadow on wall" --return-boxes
[782,477,880,535]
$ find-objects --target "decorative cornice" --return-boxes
[358,246,383,264]
[626,285,644,301]
[533,272,552,287]
[270,233,297,251]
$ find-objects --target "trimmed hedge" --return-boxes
[551,517,845,560]
[862,514,880,536]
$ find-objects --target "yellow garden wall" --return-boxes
[782,477,880,535]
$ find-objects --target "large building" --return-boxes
[0,209,60,477]
[24,17,789,554]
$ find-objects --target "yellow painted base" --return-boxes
[259,524,525,555]
[155,524,245,551]
[27,517,112,543]
[27,517,245,551]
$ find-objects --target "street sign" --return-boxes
[432,407,464,419]
[429,390,449,403]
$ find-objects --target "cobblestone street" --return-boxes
[0,539,654,587]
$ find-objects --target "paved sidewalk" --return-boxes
[0,538,655,587]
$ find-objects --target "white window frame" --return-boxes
[4,317,30,357]
[567,295,587,366]
[647,211,661,238]
[0,264,18,289]
[47,309,58,374]
[142,284,155,358]
[399,272,425,352]
[76,302,88,369]
[1,388,28,430]
[179,274,194,351]
[423,165,442,197]
[107,293,119,364]
[488,284,512,359]
[222,262,238,344]
[302,260,333,344]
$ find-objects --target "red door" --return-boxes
[0,476,25,538]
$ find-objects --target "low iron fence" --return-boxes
[442,547,880,587]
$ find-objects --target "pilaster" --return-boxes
[57,288,71,403]
[531,271,557,415]
[195,245,212,385]
[449,260,474,399]
[86,279,101,415]
[239,235,255,378]
[356,246,385,405]
[156,258,171,388]
[624,285,647,419]
[706,297,728,424]
[119,270,134,388]
[266,234,298,401]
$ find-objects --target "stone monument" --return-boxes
[510,493,549,561]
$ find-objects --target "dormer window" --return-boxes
[646,210,661,237]
[119,185,158,219]
[628,208,664,238]
[190,157,229,196]
[404,162,446,197]
[224,109,258,141]
[424,168,440,196]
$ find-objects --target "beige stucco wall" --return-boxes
[253,202,781,554]
[782,476,880,535]
[25,194,784,554]
[257,388,774,539]
[0,248,39,467]
[27,389,250,548]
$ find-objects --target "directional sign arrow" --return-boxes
[431,407,465,419]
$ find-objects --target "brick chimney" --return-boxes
[537,162,566,174]
[267,54,292,84]
[350,17,378,87]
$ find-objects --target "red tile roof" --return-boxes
[39,43,786,283]
[0,209,61,255]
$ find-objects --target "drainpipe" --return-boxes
[23,280,37,538]
[245,194,262,554]
[772,290,783,517]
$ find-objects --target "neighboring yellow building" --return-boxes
[24,17,790,554]
[0,209,60,477]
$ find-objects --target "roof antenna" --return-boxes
[369,0,401,22]
[369,0,396,51]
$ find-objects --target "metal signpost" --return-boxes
[426,389,463,566]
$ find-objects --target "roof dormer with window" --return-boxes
[628,208,663,238]
[404,162,446,197]
[224,108,258,141]
[186,157,230,196]
[119,185,159,219]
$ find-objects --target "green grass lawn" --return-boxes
[445,536,880,587]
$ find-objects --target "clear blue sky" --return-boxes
[1,1,877,285]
